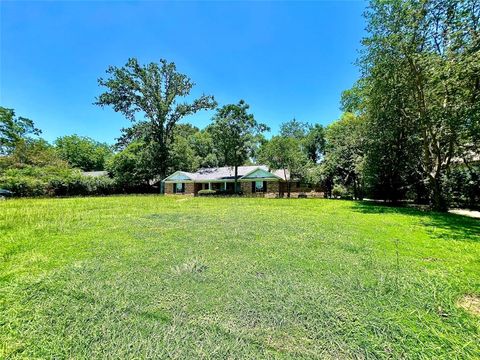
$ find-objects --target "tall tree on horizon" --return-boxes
[209,100,269,193]
[347,0,480,210]
[94,58,217,181]
[0,107,41,156]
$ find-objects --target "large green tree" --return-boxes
[323,113,366,200]
[0,107,41,155]
[209,100,268,193]
[349,0,480,210]
[95,58,216,181]
[258,136,308,197]
[54,135,112,171]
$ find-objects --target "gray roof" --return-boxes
[171,165,289,181]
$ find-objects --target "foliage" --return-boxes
[0,107,41,155]
[279,118,310,140]
[0,166,117,197]
[1,196,479,358]
[197,189,217,196]
[444,163,480,209]
[323,113,366,199]
[258,136,308,197]
[169,124,218,172]
[347,0,480,210]
[95,58,216,180]
[54,134,113,171]
[105,141,151,188]
[332,184,350,199]
[303,124,326,163]
[209,100,268,192]
[0,138,68,170]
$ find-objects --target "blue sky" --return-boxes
[1,1,367,144]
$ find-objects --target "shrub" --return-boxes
[0,166,118,197]
[197,189,217,196]
[332,184,348,198]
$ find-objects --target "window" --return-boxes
[253,181,266,192]
[173,183,185,193]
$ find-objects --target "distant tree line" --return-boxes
[1,0,478,209]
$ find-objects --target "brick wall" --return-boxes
[266,181,280,196]
[185,183,195,195]
[164,183,174,195]
[164,182,194,196]
[240,181,252,195]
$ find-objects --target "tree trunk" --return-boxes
[283,168,290,198]
[430,175,447,212]
[234,165,238,194]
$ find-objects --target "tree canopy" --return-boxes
[0,107,41,155]
[209,100,269,192]
[55,135,112,171]
[95,58,217,180]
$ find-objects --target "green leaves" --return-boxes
[209,100,269,168]
[54,135,113,171]
[95,58,216,179]
[0,107,41,155]
[346,0,480,209]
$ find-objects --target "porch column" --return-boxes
[209,182,211,190]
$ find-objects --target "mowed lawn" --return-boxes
[1,196,479,359]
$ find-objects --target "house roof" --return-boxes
[164,165,289,182]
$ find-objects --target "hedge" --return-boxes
[0,166,118,197]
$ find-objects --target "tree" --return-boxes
[279,118,310,140]
[106,141,151,188]
[0,107,41,155]
[1,138,68,170]
[54,135,112,171]
[323,113,366,200]
[209,100,268,193]
[258,136,308,197]
[304,124,326,163]
[349,0,480,210]
[94,58,216,181]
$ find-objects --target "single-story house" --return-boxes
[162,165,322,197]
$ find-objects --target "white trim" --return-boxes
[163,171,194,182]
[239,167,282,180]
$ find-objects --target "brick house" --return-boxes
[163,165,323,197]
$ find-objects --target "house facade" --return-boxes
[163,165,322,197]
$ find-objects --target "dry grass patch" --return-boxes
[457,294,480,316]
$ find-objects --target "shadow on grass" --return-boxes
[351,201,480,243]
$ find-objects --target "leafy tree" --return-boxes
[349,0,480,210]
[209,100,269,193]
[258,136,308,197]
[0,107,41,155]
[169,124,203,173]
[54,135,112,171]
[95,58,216,181]
[304,124,326,163]
[191,129,218,168]
[323,113,366,200]
[279,118,310,140]
[106,141,151,188]
[1,138,68,170]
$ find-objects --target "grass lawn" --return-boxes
[1,195,479,359]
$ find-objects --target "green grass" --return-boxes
[1,196,479,359]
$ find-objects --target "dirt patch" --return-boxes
[457,294,480,316]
